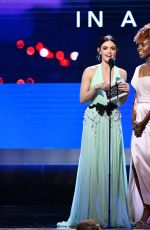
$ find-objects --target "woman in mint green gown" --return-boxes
[57,35,130,228]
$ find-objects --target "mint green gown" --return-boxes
[57,64,130,228]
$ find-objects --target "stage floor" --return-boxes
[0,228,145,230]
[0,205,142,229]
[0,206,144,230]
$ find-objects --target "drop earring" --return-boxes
[96,52,101,62]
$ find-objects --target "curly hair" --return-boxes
[134,23,150,44]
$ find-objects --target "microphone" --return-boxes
[108,58,115,68]
[116,76,121,84]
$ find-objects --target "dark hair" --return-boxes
[97,35,118,48]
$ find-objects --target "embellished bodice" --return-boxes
[89,64,123,106]
[83,64,122,136]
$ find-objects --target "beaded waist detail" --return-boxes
[89,102,118,116]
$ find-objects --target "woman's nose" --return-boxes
[137,45,142,51]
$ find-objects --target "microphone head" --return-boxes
[108,58,115,68]
[116,76,120,82]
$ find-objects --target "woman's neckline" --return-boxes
[138,75,150,78]
[100,63,116,83]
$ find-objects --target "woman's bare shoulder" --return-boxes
[118,67,127,81]
[85,64,99,71]
[82,64,98,79]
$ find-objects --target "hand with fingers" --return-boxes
[118,82,130,93]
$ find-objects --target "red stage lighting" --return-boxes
[45,51,54,59]
[59,59,70,67]
[0,77,4,84]
[17,79,25,84]
[26,47,35,56]
[26,77,35,83]
[16,40,24,49]
[35,42,44,51]
[56,51,64,60]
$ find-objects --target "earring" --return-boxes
[96,53,101,62]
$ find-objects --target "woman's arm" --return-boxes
[134,110,150,137]
[142,111,150,124]
[132,93,150,137]
[132,95,137,123]
[80,67,105,104]
[132,94,137,129]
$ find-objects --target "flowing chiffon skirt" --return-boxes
[57,107,130,228]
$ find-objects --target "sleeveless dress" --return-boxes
[129,65,150,222]
[57,64,130,228]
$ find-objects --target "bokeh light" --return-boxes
[59,59,70,67]
[0,77,4,84]
[17,79,25,84]
[45,51,54,59]
[26,47,35,56]
[70,51,79,61]
[16,40,24,49]
[39,48,49,57]
[35,42,44,51]
[56,51,65,60]
[26,77,35,83]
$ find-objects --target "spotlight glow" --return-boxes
[70,51,79,61]
[39,48,49,57]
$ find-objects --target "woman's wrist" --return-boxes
[140,119,147,128]
[142,113,150,126]
[92,86,98,94]
[132,119,136,124]
[93,86,97,92]
[132,120,136,130]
